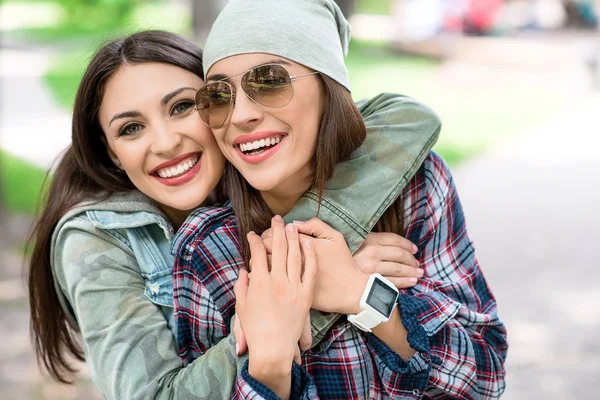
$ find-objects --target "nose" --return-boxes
[149,120,183,156]
[230,85,263,130]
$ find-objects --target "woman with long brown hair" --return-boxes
[26,29,440,398]
[173,0,508,398]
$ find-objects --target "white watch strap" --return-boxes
[347,310,383,333]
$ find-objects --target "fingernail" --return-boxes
[304,240,312,249]
[286,223,296,232]
[235,343,240,355]
[273,215,283,221]
[416,260,420,267]
[247,231,255,237]
[417,268,424,276]
[293,220,305,225]
[409,277,418,283]
[413,244,418,253]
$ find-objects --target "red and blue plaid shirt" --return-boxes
[172,152,508,399]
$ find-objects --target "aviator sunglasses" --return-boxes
[195,63,320,129]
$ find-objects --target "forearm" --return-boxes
[365,292,507,399]
[55,229,243,399]
[371,308,416,360]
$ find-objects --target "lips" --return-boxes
[150,152,200,175]
[150,152,203,187]
[233,131,287,164]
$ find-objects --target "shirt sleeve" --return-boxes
[233,361,319,400]
[363,153,508,399]
[53,224,244,400]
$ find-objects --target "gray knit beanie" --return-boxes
[203,0,352,92]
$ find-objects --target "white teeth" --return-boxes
[156,155,199,179]
[239,135,284,154]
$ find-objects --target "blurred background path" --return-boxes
[1,0,599,399]
[454,94,600,400]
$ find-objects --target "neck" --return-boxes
[158,191,221,231]
[261,168,312,217]
[159,206,190,231]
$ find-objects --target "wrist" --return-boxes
[248,358,292,399]
[343,271,369,315]
[248,355,292,382]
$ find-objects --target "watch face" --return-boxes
[366,278,398,318]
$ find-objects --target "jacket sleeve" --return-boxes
[363,153,508,399]
[53,223,244,400]
[285,93,441,253]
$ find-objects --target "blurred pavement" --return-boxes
[454,95,600,400]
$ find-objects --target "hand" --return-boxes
[290,218,369,315]
[234,216,317,398]
[233,311,312,363]
[354,232,424,288]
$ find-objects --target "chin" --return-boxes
[244,175,282,192]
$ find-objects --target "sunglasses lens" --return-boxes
[195,81,233,128]
[241,64,293,108]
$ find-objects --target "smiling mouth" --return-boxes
[154,154,200,179]
[237,135,284,156]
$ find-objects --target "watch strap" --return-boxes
[347,309,383,333]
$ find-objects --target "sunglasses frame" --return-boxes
[195,63,320,129]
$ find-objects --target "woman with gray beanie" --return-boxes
[172,0,507,398]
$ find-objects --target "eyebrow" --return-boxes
[108,87,197,126]
[206,59,293,82]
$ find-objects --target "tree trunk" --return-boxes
[335,0,357,18]
[191,0,228,46]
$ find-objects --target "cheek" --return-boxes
[111,142,145,173]
[211,128,231,154]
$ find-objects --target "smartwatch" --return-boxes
[347,273,399,332]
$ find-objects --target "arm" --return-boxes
[285,93,441,252]
[234,361,319,400]
[285,93,441,346]
[362,153,508,399]
[53,224,244,400]
[231,219,319,400]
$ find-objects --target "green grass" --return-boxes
[355,0,393,15]
[345,40,565,164]
[1,151,48,215]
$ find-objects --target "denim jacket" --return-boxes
[50,93,441,399]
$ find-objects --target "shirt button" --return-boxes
[439,314,447,322]
[412,388,420,396]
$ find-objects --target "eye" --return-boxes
[118,122,143,137]
[170,100,195,116]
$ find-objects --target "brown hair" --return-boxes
[225,74,405,260]
[26,30,205,383]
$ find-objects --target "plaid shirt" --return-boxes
[172,152,508,399]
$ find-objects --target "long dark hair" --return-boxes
[226,74,406,260]
[26,30,205,383]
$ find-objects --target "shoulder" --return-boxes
[403,152,459,231]
[406,151,455,202]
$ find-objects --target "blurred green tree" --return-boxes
[58,0,138,28]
